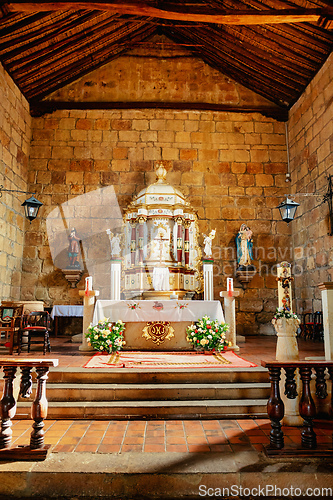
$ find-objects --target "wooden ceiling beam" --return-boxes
[6,2,333,26]
[30,100,289,122]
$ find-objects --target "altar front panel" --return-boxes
[93,300,225,351]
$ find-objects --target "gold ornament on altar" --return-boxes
[142,321,175,345]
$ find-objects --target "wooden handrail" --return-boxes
[261,360,333,455]
[0,358,58,460]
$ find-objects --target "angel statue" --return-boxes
[203,229,216,258]
[106,229,121,258]
[235,224,253,268]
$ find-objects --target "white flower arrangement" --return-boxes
[186,315,230,352]
[86,317,126,353]
[272,307,300,323]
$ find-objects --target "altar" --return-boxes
[93,300,225,351]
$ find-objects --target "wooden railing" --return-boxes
[261,361,333,454]
[0,358,58,460]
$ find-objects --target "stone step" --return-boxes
[46,367,269,385]
[34,382,270,402]
[16,398,268,420]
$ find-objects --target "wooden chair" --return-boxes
[0,305,24,354]
[313,311,324,342]
[302,312,314,340]
[18,311,52,355]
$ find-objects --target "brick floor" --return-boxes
[10,418,332,454]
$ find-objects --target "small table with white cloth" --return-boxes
[51,305,84,336]
[93,300,225,350]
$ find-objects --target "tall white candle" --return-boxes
[85,276,93,291]
[227,278,233,292]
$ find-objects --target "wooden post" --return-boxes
[299,366,317,449]
[266,366,284,449]
[0,366,17,449]
[30,366,49,450]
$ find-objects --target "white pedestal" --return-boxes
[111,259,122,300]
[220,290,240,351]
[273,317,302,426]
[203,260,214,301]
[79,290,100,352]
[318,282,333,361]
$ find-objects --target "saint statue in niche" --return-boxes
[110,233,121,258]
[235,224,253,268]
[68,228,81,268]
[106,229,122,259]
[203,229,216,258]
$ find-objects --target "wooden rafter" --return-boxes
[6,2,333,26]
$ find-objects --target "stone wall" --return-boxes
[288,53,333,317]
[25,106,288,335]
[0,63,31,300]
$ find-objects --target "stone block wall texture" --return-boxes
[0,63,31,300]
[288,52,333,317]
[21,47,293,335]
[25,105,288,335]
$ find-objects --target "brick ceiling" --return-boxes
[0,0,332,111]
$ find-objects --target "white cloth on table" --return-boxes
[93,300,224,325]
[51,305,84,319]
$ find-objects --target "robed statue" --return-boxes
[235,224,253,268]
[68,228,81,268]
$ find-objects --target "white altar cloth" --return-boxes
[93,300,224,325]
[51,305,84,319]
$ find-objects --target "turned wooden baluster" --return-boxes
[328,367,333,446]
[0,366,17,449]
[299,366,317,449]
[284,367,298,399]
[19,366,33,398]
[30,366,49,450]
[314,366,328,399]
[267,366,284,449]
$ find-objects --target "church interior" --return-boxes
[0,0,332,498]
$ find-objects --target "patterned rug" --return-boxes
[83,350,257,369]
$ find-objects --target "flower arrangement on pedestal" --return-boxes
[186,315,230,352]
[86,317,126,353]
[272,307,300,337]
[272,307,300,324]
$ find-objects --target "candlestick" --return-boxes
[85,276,93,295]
[227,278,233,297]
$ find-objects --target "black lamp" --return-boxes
[277,175,333,234]
[277,196,300,224]
[0,185,43,222]
[21,196,43,222]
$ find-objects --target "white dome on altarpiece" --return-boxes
[132,164,188,209]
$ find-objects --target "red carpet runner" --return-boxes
[83,351,257,369]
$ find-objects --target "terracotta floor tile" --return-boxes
[144,437,165,445]
[121,444,143,452]
[247,435,270,444]
[75,444,99,452]
[97,444,121,453]
[206,436,228,445]
[143,444,166,452]
[209,444,232,452]
[122,437,145,444]
[188,444,211,452]
[165,444,188,452]
[52,444,76,453]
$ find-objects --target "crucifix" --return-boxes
[276,261,294,312]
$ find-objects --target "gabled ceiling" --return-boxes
[0,0,332,113]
